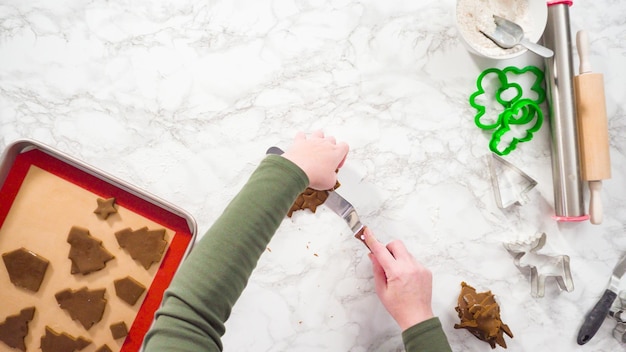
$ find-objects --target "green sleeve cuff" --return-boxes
[402,317,453,352]
[263,154,309,189]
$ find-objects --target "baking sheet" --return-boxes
[0,143,196,352]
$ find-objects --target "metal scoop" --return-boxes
[481,15,554,58]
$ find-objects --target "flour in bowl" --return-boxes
[457,0,531,57]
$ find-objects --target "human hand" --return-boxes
[364,227,435,331]
[282,131,349,190]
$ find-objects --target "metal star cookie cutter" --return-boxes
[504,233,574,297]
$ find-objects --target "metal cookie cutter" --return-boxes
[488,153,538,209]
[609,291,626,343]
[504,233,574,297]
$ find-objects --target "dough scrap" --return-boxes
[114,276,146,306]
[2,247,49,292]
[95,345,113,352]
[288,181,340,217]
[454,282,513,349]
[109,321,128,340]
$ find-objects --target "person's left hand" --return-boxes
[282,131,349,190]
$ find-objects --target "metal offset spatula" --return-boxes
[481,15,554,58]
[578,252,626,345]
[266,146,367,248]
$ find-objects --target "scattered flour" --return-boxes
[456,0,531,57]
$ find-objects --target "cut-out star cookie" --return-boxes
[93,197,117,220]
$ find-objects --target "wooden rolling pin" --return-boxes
[573,30,611,224]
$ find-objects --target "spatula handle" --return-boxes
[577,289,617,344]
[521,38,554,58]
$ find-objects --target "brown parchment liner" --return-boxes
[0,165,173,352]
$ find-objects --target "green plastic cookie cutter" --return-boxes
[489,99,544,156]
[469,66,546,155]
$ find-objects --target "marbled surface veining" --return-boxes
[1,0,626,351]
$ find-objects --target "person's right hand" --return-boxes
[364,227,435,331]
[281,131,349,190]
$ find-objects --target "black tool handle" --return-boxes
[266,146,284,155]
[577,289,617,345]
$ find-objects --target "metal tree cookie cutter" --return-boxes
[470,66,546,156]
[488,153,538,209]
[504,233,574,297]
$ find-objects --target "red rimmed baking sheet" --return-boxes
[0,147,195,351]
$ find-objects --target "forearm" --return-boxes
[143,155,308,351]
[402,317,453,352]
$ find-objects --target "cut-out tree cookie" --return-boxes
[40,326,91,352]
[115,227,167,270]
[93,197,117,220]
[454,282,513,349]
[55,287,107,330]
[114,276,146,305]
[2,247,49,292]
[0,307,36,352]
[67,226,115,275]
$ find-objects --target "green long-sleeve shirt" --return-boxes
[142,155,452,351]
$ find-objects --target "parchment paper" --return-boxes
[0,165,173,352]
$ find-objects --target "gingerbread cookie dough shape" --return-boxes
[40,326,91,352]
[114,276,146,306]
[93,197,118,220]
[454,282,513,349]
[0,307,35,352]
[2,247,49,292]
[115,227,167,270]
[288,181,340,217]
[109,321,128,340]
[95,345,113,352]
[55,287,107,330]
[67,226,115,275]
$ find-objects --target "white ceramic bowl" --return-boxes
[456,0,548,59]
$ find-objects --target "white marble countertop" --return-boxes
[1,0,626,351]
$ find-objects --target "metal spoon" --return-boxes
[481,15,554,58]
